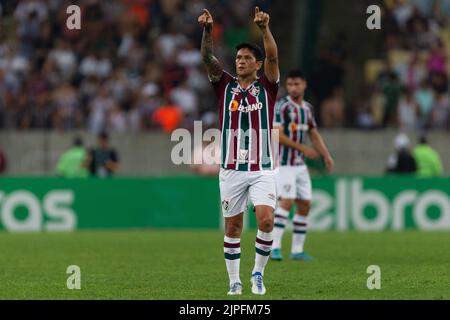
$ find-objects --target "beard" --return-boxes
[289,94,302,100]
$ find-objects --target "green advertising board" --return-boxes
[0,176,449,232]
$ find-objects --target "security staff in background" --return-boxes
[56,136,89,178]
[88,131,120,177]
[413,134,443,177]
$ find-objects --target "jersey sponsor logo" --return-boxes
[229,100,239,112]
[229,101,264,113]
[289,123,309,132]
[289,123,298,132]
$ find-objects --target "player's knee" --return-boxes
[297,200,311,215]
[225,222,242,237]
[258,216,274,232]
[279,199,294,211]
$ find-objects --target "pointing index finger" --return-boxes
[255,6,260,15]
[203,8,211,16]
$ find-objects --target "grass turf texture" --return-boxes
[0,230,449,299]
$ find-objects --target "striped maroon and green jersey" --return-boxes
[211,70,279,171]
[273,96,317,166]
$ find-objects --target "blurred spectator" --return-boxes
[415,80,435,128]
[427,41,448,75]
[310,33,348,112]
[396,53,425,92]
[170,80,198,120]
[88,131,119,177]
[413,134,443,177]
[398,89,419,130]
[51,81,80,130]
[48,41,77,82]
[386,133,417,174]
[382,73,403,127]
[370,86,385,127]
[320,88,345,128]
[429,93,450,130]
[56,136,89,178]
[88,85,116,133]
[108,104,128,133]
[79,51,112,80]
[152,99,183,133]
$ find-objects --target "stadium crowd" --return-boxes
[0,0,449,133]
[0,0,273,133]
[352,0,450,131]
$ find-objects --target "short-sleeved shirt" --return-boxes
[211,71,279,171]
[89,148,119,177]
[274,96,317,166]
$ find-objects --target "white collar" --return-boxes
[287,96,304,108]
[235,77,258,92]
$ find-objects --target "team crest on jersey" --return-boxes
[283,185,291,193]
[289,111,296,120]
[238,150,249,163]
[249,86,260,97]
[229,100,239,112]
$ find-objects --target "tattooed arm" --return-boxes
[198,9,223,82]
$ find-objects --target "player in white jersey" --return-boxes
[272,70,335,261]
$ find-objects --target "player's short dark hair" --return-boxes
[235,43,264,62]
[419,133,428,144]
[287,69,306,80]
[98,131,109,141]
[73,136,83,147]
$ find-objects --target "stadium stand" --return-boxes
[358,0,450,131]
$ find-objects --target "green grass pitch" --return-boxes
[0,230,449,299]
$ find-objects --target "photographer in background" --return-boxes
[88,131,119,177]
[386,133,417,174]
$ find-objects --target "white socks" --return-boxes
[272,207,289,249]
[252,230,273,276]
[224,236,241,285]
[292,215,308,254]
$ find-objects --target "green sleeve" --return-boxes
[433,152,443,176]
[56,153,68,176]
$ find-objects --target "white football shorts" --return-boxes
[219,168,277,218]
[275,165,312,201]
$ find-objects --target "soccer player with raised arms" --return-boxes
[198,7,317,295]
[271,70,334,262]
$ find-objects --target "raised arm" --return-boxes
[254,7,279,83]
[198,9,223,82]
